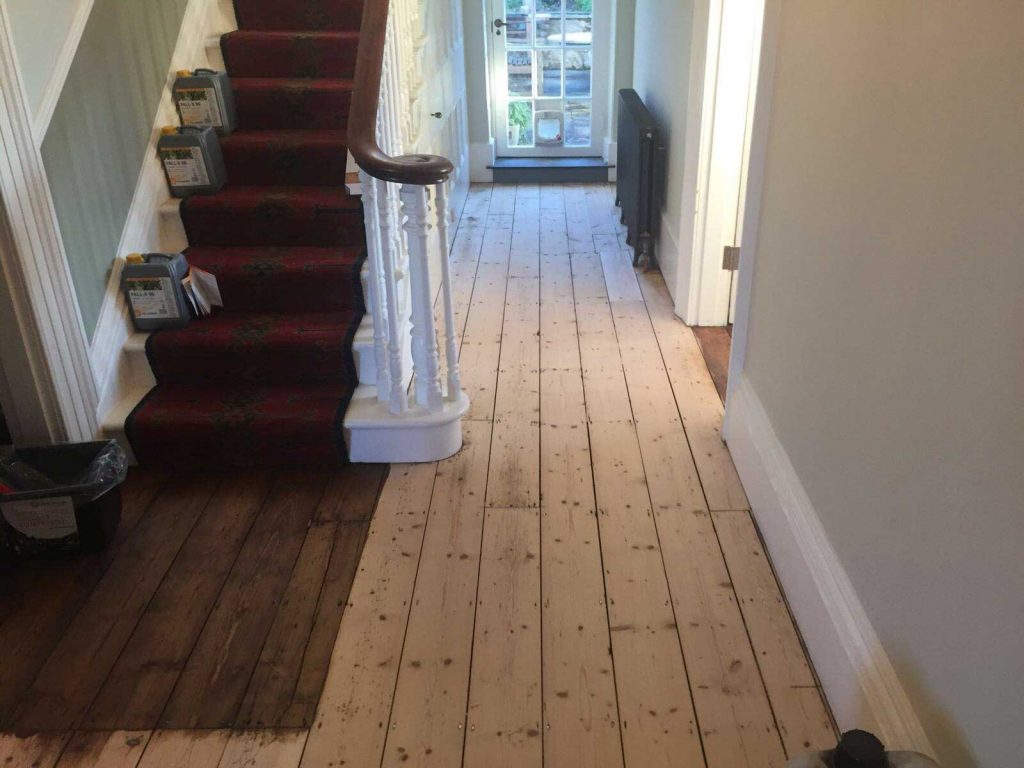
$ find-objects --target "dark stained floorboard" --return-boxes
[0,464,386,732]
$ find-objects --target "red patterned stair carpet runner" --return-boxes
[126,0,368,467]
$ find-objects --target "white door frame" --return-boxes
[676,0,764,327]
[486,0,612,158]
[723,0,779,409]
[0,2,98,445]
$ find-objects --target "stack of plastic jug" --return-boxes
[157,69,237,197]
[789,730,940,768]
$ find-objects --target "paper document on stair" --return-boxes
[181,267,223,317]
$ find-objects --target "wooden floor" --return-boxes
[0,464,387,734]
[692,326,733,403]
[0,184,834,768]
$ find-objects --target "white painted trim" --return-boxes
[603,137,617,182]
[682,0,765,327]
[0,1,98,444]
[723,374,937,758]
[671,0,712,323]
[92,0,234,424]
[31,0,96,145]
[469,139,495,182]
[723,0,779,413]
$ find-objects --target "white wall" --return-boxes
[6,0,83,119]
[631,0,697,302]
[734,2,1024,766]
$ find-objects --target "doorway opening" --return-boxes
[688,0,766,399]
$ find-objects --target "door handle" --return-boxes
[493,18,505,35]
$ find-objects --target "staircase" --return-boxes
[125,0,368,467]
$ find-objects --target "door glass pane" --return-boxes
[563,16,592,45]
[505,0,531,45]
[539,49,562,96]
[565,0,590,11]
[564,48,591,96]
[507,51,533,96]
[535,15,562,46]
[508,101,534,147]
[565,100,591,146]
[536,0,561,12]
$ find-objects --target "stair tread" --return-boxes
[231,77,355,89]
[185,244,364,263]
[225,30,360,42]
[182,186,362,209]
[221,129,349,147]
[149,310,363,347]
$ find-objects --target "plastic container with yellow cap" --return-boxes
[157,125,226,197]
[173,69,237,135]
[121,253,191,331]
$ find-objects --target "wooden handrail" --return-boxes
[349,0,454,185]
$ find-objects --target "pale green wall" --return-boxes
[631,0,695,294]
[41,0,189,339]
[7,0,82,117]
[742,3,1024,765]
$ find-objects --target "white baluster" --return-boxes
[359,169,391,400]
[400,184,444,412]
[434,182,461,401]
[376,177,408,414]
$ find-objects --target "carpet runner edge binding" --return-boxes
[125,0,368,468]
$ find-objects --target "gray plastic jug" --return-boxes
[157,126,227,197]
[173,69,237,135]
[789,730,940,768]
[121,253,191,331]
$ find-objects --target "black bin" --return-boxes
[0,440,128,557]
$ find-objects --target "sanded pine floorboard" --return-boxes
[600,247,791,766]
[239,464,385,728]
[300,462,437,768]
[160,471,330,728]
[712,511,836,756]
[571,253,634,424]
[635,269,749,511]
[0,470,168,727]
[463,507,543,768]
[380,421,490,767]
[84,473,271,730]
[486,189,541,509]
[14,475,222,732]
[54,730,151,768]
[564,185,595,254]
[0,732,70,768]
[587,422,706,768]
[135,730,229,768]
[539,252,624,768]
[217,729,307,768]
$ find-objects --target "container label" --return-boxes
[126,276,181,320]
[1,497,77,540]
[176,87,223,128]
[160,146,210,189]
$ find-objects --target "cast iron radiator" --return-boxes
[616,89,660,268]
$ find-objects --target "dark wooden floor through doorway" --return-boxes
[0,464,387,733]
[692,326,733,402]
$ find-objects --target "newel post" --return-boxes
[400,183,444,412]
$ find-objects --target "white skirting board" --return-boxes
[91,0,237,426]
[723,374,937,758]
[603,137,617,182]
[469,140,495,183]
